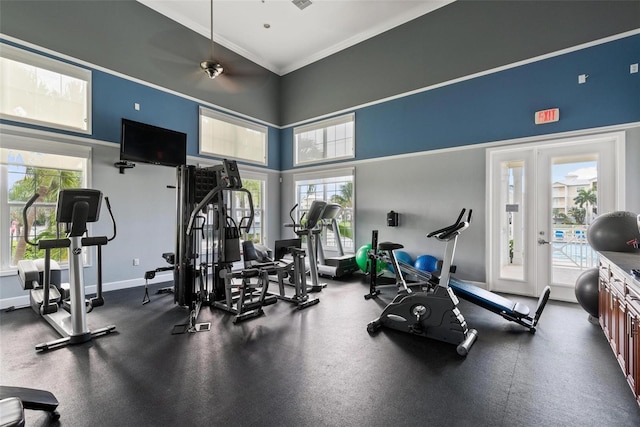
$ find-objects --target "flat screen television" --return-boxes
[120,118,187,167]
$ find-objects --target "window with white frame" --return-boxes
[0,43,91,133]
[294,113,354,166]
[294,168,354,253]
[200,107,267,165]
[1,137,90,271]
[231,171,267,245]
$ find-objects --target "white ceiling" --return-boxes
[137,0,454,75]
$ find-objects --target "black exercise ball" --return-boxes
[587,211,640,252]
[575,268,599,318]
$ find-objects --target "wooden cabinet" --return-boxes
[599,263,611,337]
[627,287,640,405]
[598,252,640,407]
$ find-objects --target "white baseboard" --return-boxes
[0,272,173,311]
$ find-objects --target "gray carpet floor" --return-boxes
[2,276,639,426]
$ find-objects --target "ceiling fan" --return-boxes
[200,0,223,79]
[147,0,271,94]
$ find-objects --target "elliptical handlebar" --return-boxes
[286,203,309,235]
[288,203,299,233]
[22,193,41,247]
[104,197,117,242]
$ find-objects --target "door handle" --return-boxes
[537,238,550,245]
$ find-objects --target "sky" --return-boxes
[552,161,597,182]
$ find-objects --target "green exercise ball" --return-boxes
[356,244,385,273]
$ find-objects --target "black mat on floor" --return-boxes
[2,277,639,426]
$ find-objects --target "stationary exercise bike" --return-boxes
[429,210,551,333]
[17,189,117,351]
[367,210,478,356]
[370,209,551,334]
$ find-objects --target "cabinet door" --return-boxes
[610,291,620,355]
[599,274,609,334]
[617,297,627,371]
[628,302,640,401]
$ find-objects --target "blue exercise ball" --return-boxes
[575,267,599,318]
[414,255,439,272]
[389,250,413,272]
[587,211,640,252]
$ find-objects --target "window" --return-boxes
[294,168,354,253]
[1,137,90,271]
[294,113,354,166]
[200,107,267,165]
[230,172,267,245]
[0,43,91,133]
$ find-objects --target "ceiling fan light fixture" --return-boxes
[200,60,223,79]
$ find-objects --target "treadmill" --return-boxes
[316,203,358,278]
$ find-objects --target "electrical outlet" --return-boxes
[631,63,639,74]
[133,258,140,266]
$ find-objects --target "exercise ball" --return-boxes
[414,255,439,273]
[389,250,413,273]
[575,268,599,318]
[355,245,370,272]
[587,211,640,252]
[356,244,385,273]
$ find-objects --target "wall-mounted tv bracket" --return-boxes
[114,161,135,174]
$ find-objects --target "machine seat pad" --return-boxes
[449,278,525,316]
[378,242,404,251]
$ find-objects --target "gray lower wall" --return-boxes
[353,147,487,282]
[0,142,281,307]
[281,126,640,285]
[2,126,637,307]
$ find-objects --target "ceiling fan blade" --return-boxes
[147,29,209,64]
[147,27,273,94]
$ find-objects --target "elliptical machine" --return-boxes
[286,201,327,291]
[366,209,478,356]
[17,189,117,351]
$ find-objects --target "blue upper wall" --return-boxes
[0,39,282,171]
[280,34,640,170]
[3,34,638,173]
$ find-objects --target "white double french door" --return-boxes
[487,132,625,301]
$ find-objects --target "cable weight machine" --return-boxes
[172,160,276,333]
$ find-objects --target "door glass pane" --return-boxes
[550,156,599,285]
[500,160,525,281]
